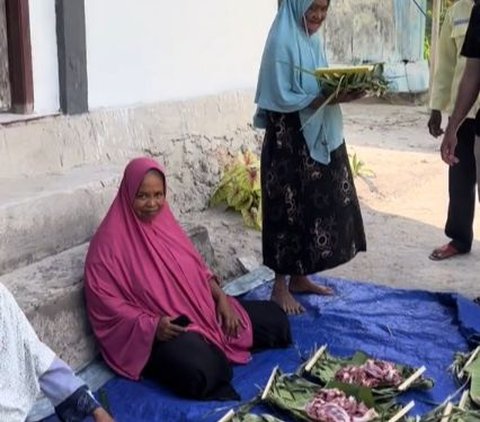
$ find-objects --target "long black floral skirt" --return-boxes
[261,111,366,275]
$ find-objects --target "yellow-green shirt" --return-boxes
[429,0,480,118]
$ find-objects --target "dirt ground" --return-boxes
[190,100,480,300]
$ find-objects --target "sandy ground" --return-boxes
[189,101,480,300]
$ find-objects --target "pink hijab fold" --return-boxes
[84,157,253,380]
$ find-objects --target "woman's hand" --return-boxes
[309,90,366,109]
[216,296,244,338]
[155,316,186,342]
[93,408,115,422]
[330,90,366,104]
[209,275,245,337]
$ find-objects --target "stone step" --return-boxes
[0,224,215,371]
[0,164,122,276]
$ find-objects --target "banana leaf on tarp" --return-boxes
[301,349,433,402]
[261,368,404,421]
[231,413,285,422]
[409,395,480,422]
[450,346,480,407]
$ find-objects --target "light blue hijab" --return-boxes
[254,0,343,165]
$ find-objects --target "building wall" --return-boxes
[29,0,60,113]
[23,0,426,114]
[325,0,426,63]
[84,0,276,109]
[0,0,10,110]
[325,0,428,93]
[3,0,429,180]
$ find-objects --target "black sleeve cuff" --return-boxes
[54,385,101,422]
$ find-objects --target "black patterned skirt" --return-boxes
[261,111,366,275]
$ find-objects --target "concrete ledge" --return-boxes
[0,90,257,178]
[0,164,122,275]
[1,225,216,369]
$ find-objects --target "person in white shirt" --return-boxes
[0,282,113,422]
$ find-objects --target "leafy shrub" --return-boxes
[210,150,372,230]
[210,150,262,230]
[349,153,375,178]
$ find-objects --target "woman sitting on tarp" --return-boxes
[84,157,291,400]
[0,283,113,422]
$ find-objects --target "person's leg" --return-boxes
[431,119,476,259]
[289,275,334,296]
[239,300,292,351]
[271,274,305,315]
[143,332,239,401]
[475,135,480,199]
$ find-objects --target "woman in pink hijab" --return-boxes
[84,157,291,400]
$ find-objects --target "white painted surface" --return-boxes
[85,0,276,109]
[29,0,60,113]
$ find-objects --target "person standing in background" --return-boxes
[428,0,480,261]
[442,2,480,169]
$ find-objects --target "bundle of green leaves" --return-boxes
[262,369,400,421]
[210,149,262,230]
[451,347,480,409]
[303,350,433,402]
[414,400,480,422]
[231,413,284,422]
[314,64,389,101]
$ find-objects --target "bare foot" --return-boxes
[289,276,334,296]
[93,408,114,422]
[271,278,305,315]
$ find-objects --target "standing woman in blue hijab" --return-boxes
[254,0,366,315]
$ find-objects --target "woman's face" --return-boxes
[304,0,329,35]
[133,170,166,222]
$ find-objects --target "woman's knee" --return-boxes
[150,333,233,399]
[242,300,292,349]
[174,350,233,399]
[262,301,292,347]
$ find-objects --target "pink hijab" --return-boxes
[84,157,253,380]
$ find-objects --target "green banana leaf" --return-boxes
[232,414,286,422]
[465,354,480,407]
[263,369,399,421]
[451,348,480,383]
[305,350,433,401]
[410,400,480,422]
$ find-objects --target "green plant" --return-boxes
[315,63,389,100]
[424,36,431,61]
[349,153,375,178]
[210,150,372,228]
[210,150,262,230]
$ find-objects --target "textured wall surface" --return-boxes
[0,0,11,110]
[0,90,263,225]
[324,0,426,64]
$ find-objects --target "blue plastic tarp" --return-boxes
[43,276,480,421]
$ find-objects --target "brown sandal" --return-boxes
[429,244,464,261]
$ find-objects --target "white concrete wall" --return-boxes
[29,0,60,113]
[324,0,428,93]
[85,0,277,109]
